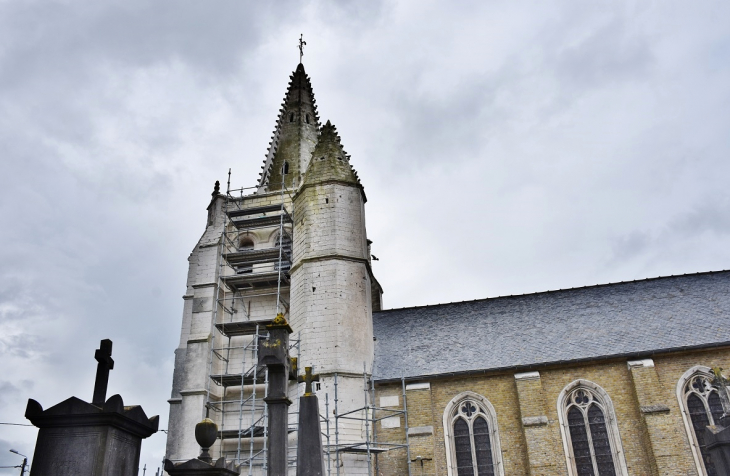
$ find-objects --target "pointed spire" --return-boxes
[302,121,365,201]
[258,63,320,192]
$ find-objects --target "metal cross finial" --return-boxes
[298,34,306,64]
[92,339,114,406]
[297,366,319,395]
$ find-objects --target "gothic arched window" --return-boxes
[443,391,503,476]
[677,366,726,476]
[557,380,628,476]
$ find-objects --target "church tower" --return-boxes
[165,62,382,474]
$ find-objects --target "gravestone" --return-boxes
[25,339,158,476]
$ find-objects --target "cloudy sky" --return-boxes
[1,0,729,472]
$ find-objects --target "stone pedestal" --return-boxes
[259,314,294,475]
[25,394,158,476]
[25,339,158,476]
[164,457,239,476]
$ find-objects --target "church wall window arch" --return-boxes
[443,391,504,476]
[557,379,628,476]
[677,365,726,476]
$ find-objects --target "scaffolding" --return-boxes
[204,172,411,475]
[321,370,413,476]
[205,172,299,475]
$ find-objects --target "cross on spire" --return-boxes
[298,34,306,64]
[92,339,114,406]
[298,366,319,395]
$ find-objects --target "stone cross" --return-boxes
[92,339,114,406]
[298,366,319,396]
[299,34,306,64]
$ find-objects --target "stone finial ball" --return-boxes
[195,418,218,449]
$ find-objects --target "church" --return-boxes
[164,60,730,476]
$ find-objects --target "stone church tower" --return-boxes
[165,62,382,474]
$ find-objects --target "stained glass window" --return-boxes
[454,418,474,475]
[445,394,501,476]
[473,417,495,476]
[560,383,625,476]
[682,372,726,476]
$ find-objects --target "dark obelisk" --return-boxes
[296,367,325,476]
[25,339,158,476]
[258,313,294,475]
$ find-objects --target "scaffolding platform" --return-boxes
[228,213,292,230]
[221,271,290,291]
[210,372,267,387]
[219,426,266,439]
[223,248,291,266]
[333,444,390,454]
[215,319,274,337]
[226,204,290,217]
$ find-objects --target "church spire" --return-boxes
[302,120,366,201]
[258,63,320,191]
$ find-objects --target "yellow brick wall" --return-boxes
[372,347,730,476]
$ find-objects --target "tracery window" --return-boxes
[677,366,726,476]
[557,380,627,476]
[443,391,503,476]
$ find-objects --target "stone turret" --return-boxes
[289,121,378,471]
[291,120,373,376]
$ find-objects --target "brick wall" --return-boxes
[373,347,730,476]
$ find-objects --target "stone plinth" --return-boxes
[259,313,294,475]
[163,457,239,476]
[25,394,158,476]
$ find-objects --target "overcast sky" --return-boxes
[1,0,729,473]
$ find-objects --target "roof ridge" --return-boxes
[375,269,730,313]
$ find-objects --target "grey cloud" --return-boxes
[669,198,730,237]
[611,230,652,263]
[0,1,301,89]
[553,16,654,89]
[609,196,730,266]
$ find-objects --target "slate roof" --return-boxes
[372,270,730,381]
